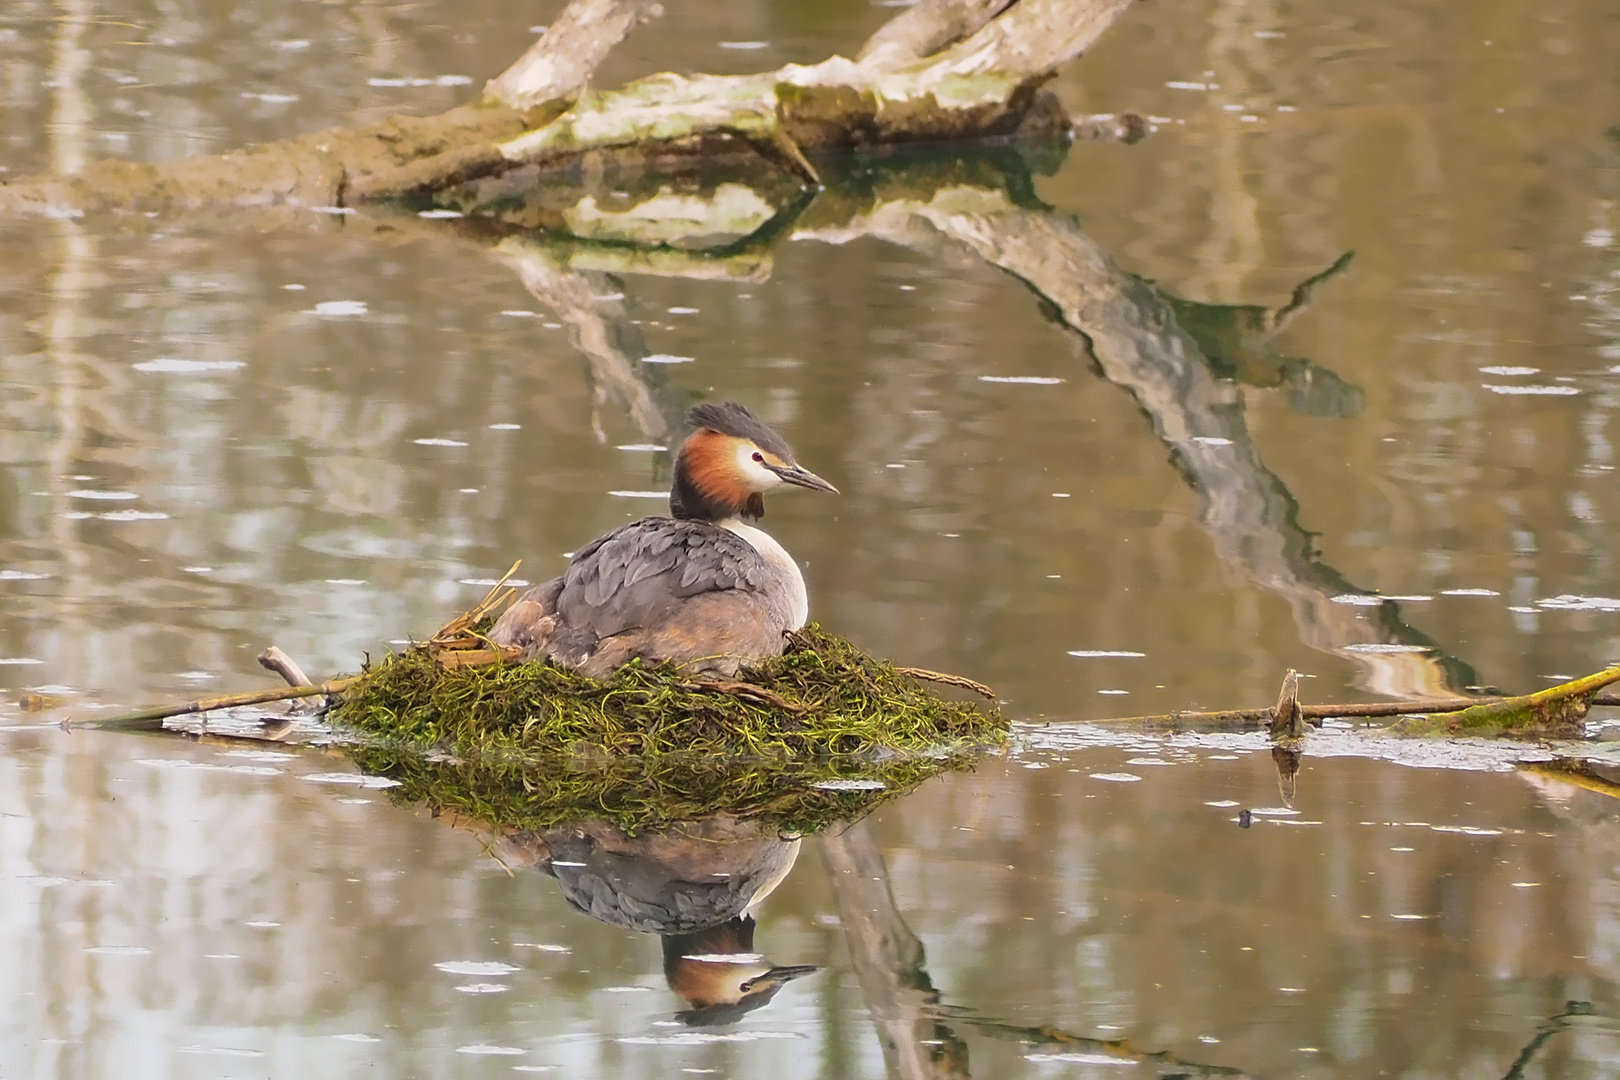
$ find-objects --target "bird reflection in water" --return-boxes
[471,812,817,1023]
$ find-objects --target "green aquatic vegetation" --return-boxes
[326,624,1006,760]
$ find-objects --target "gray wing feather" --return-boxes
[556,518,768,639]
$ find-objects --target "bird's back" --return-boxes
[489,516,801,676]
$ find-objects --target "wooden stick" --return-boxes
[1269,668,1303,737]
[894,666,997,700]
[63,678,358,732]
[257,646,313,688]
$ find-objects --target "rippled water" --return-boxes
[4,0,1620,1076]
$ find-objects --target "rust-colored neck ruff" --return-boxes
[671,430,758,521]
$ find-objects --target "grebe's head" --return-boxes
[670,402,838,522]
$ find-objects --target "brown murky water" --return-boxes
[4,0,1620,1076]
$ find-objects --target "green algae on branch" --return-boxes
[344,743,984,836]
[1385,664,1620,739]
[325,624,1007,760]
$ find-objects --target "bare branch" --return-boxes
[485,0,665,111]
[858,0,1017,69]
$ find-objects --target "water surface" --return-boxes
[3,0,1620,1076]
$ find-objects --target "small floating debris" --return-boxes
[616,443,666,452]
[621,1031,806,1045]
[307,300,367,316]
[413,437,468,447]
[1089,772,1141,782]
[1165,80,1212,90]
[489,423,521,430]
[133,358,244,374]
[717,41,769,50]
[812,778,886,791]
[1343,643,1432,654]
[1482,384,1581,395]
[435,960,522,976]
[1479,365,1540,376]
[459,577,531,588]
[1191,436,1233,446]
[300,772,400,789]
[1068,650,1146,658]
[978,375,1065,384]
[68,490,137,501]
[641,354,695,364]
[367,74,474,87]
[1537,595,1620,611]
[455,1043,525,1054]
[73,509,168,522]
[136,759,281,776]
[417,209,464,219]
[1442,588,1500,596]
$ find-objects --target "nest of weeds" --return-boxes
[344,742,985,835]
[327,623,1006,760]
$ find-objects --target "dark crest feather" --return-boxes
[686,402,793,460]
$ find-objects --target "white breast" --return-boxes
[719,519,809,629]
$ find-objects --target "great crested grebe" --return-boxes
[489,402,838,676]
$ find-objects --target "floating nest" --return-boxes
[327,622,1007,761]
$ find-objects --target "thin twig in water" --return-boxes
[895,666,997,700]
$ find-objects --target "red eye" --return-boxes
[752,452,764,463]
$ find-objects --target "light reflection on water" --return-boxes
[3,0,1620,1075]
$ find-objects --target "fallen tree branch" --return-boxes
[1080,667,1620,737]
[1,0,1136,215]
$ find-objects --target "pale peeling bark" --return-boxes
[857,0,1017,69]
[492,0,1132,179]
[485,0,665,111]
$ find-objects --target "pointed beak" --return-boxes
[741,965,818,993]
[769,463,839,494]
